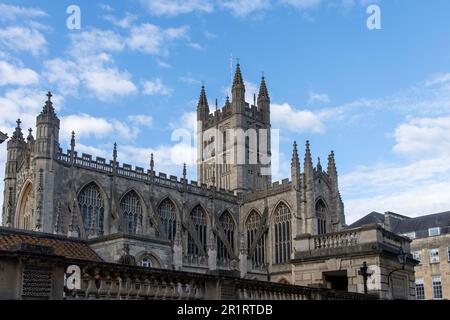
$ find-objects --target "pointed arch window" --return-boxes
[187,205,207,257]
[246,211,266,268]
[316,199,327,235]
[157,198,176,240]
[217,211,235,263]
[274,202,291,264]
[120,191,142,234]
[78,183,105,236]
[18,183,33,230]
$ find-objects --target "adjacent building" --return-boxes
[349,211,450,300]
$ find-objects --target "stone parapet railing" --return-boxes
[63,261,376,300]
[294,224,411,258]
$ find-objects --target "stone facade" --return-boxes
[1,65,345,282]
[350,210,450,300]
[292,224,417,299]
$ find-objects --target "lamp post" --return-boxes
[0,131,7,144]
[358,261,373,295]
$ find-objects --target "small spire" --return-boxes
[183,163,187,179]
[198,84,209,108]
[215,98,218,111]
[70,131,76,149]
[304,140,313,172]
[150,153,154,172]
[291,141,299,167]
[12,118,24,141]
[232,62,244,86]
[258,75,269,100]
[41,91,56,116]
[317,157,322,172]
[327,150,337,176]
[27,128,34,142]
[253,93,256,106]
[113,142,117,162]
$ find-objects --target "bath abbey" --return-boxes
[1,64,346,284]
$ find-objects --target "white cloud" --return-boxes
[219,0,270,17]
[179,75,201,85]
[308,92,330,104]
[44,29,137,101]
[343,114,450,224]
[60,114,115,140]
[0,3,47,21]
[281,0,321,9]
[0,60,39,86]
[143,78,173,96]
[393,117,450,158]
[0,26,47,56]
[187,42,203,50]
[127,24,189,56]
[345,181,450,224]
[140,0,213,16]
[104,13,138,29]
[83,64,137,101]
[425,72,450,87]
[60,114,139,142]
[128,115,154,127]
[43,59,80,95]
[156,60,172,68]
[0,88,61,134]
[98,4,115,12]
[69,29,125,55]
[271,103,325,133]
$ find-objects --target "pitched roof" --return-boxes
[392,211,450,234]
[348,212,384,229]
[0,227,102,262]
[348,210,450,238]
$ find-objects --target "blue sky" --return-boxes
[2,0,450,224]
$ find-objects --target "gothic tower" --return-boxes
[32,92,60,232]
[197,64,272,193]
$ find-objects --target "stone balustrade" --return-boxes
[313,231,359,249]
[295,224,411,257]
[63,261,375,300]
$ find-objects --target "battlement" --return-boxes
[238,178,292,202]
[57,149,237,202]
[202,101,266,130]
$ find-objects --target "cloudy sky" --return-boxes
[1,0,450,224]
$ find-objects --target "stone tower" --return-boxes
[197,64,272,193]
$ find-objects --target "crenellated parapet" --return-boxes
[56,149,237,202]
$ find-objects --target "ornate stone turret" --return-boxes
[197,85,209,121]
[327,150,345,229]
[231,63,245,113]
[35,91,60,159]
[257,75,270,124]
[3,119,26,227]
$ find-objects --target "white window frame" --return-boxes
[415,278,425,300]
[412,251,422,265]
[432,276,443,300]
[447,247,450,262]
[428,227,440,237]
[141,257,152,268]
[429,248,440,264]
